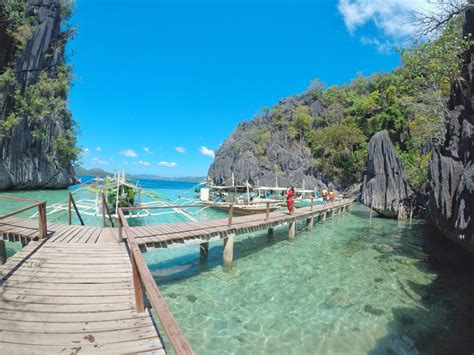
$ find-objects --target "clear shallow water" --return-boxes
[2,182,473,354]
[145,205,474,355]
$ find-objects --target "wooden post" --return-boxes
[131,252,145,313]
[307,216,313,230]
[223,235,234,271]
[268,227,274,238]
[200,241,209,259]
[0,240,6,265]
[38,203,47,238]
[43,204,47,237]
[101,193,106,227]
[228,204,234,227]
[118,214,123,242]
[321,212,327,223]
[288,220,296,240]
[68,192,72,225]
[265,202,270,221]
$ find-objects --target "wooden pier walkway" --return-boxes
[0,195,353,354]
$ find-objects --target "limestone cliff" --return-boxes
[208,92,332,189]
[427,7,474,252]
[0,0,77,190]
[360,130,414,219]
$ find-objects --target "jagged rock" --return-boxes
[360,130,414,219]
[427,8,474,253]
[208,93,331,189]
[0,0,75,190]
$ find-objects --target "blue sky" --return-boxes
[70,0,427,177]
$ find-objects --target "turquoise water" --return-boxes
[1,182,473,354]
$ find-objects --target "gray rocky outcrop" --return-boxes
[427,7,474,253]
[360,130,414,219]
[0,0,75,190]
[208,93,331,190]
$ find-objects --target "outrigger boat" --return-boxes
[198,176,281,215]
[29,170,198,222]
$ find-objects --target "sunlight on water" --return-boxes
[145,205,472,355]
[2,181,472,354]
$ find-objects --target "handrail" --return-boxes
[117,208,194,355]
[121,200,282,211]
[0,195,47,238]
[68,192,85,226]
[101,193,114,227]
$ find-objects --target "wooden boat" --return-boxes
[206,201,281,215]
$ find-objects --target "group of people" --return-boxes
[285,186,336,215]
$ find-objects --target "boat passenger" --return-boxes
[286,186,295,215]
[128,189,135,206]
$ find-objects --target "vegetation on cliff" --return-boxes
[223,15,470,191]
[0,0,79,165]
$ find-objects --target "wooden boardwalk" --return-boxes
[127,199,354,251]
[0,196,353,354]
[0,233,166,354]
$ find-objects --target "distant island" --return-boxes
[73,165,205,183]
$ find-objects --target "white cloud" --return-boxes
[143,147,151,154]
[95,146,102,152]
[338,0,437,39]
[175,146,186,153]
[199,146,215,158]
[158,161,177,168]
[138,160,150,166]
[360,36,392,54]
[83,148,90,155]
[120,149,137,158]
[92,157,108,165]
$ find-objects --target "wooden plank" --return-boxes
[1,337,165,354]
[1,293,134,305]
[1,315,155,333]
[1,327,160,346]
[0,309,146,322]
[0,301,135,313]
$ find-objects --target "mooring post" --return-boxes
[288,219,296,240]
[200,241,209,259]
[307,216,314,230]
[0,240,6,265]
[268,227,274,238]
[223,235,234,271]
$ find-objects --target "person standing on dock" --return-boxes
[286,186,295,215]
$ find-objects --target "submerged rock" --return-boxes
[364,305,385,316]
[427,8,474,253]
[360,130,414,219]
[324,288,357,308]
[373,244,394,253]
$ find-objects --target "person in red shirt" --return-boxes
[286,186,295,215]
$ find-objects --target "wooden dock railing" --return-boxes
[0,195,47,238]
[117,208,194,355]
[67,192,85,226]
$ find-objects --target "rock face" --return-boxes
[427,8,474,252]
[208,92,331,189]
[0,0,76,190]
[360,130,414,218]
